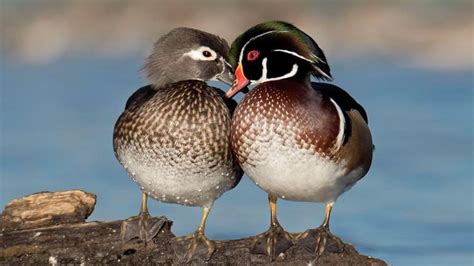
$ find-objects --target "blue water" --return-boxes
[1,55,472,265]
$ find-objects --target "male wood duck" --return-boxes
[225,21,373,257]
[113,27,242,261]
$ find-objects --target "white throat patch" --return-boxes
[252,57,299,85]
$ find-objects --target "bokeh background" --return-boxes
[1,1,472,265]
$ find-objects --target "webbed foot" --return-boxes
[121,211,168,243]
[250,224,294,257]
[296,226,345,256]
[171,230,216,262]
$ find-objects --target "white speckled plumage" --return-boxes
[119,149,235,207]
[114,81,241,208]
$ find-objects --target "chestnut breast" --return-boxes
[231,79,341,167]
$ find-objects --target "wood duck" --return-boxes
[113,27,242,262]
[225,21,373,258]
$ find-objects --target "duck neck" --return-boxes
[287,71,312,87]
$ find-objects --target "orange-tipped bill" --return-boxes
[225,63,249,98]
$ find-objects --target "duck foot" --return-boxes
[121,212,168,243]
[250,224,294,257]
[171,231,216,262]
[296,226,345,256]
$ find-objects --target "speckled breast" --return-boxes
[113,80,241,207]
[230,80,351,202]
[231,80,341,166]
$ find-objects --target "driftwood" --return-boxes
[0,191,387,265]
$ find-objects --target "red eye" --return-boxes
[247,50,260,61]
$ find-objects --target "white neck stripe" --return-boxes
[238,30,289,64]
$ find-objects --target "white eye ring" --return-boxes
[183,46,217,61]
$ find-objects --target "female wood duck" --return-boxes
[225,21,373,257]
[113,27,242,261]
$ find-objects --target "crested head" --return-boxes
[144,27,234,88]
[226,21,332,98]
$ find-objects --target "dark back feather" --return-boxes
[124,85,157,111]
[313,82,368,124]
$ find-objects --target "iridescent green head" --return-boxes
[226,21,332,98]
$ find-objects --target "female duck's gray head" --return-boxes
[144,27,234,88]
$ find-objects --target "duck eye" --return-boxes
[202,50,212,57]
[247,50,260,61]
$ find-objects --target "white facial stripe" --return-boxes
[314,66,332,80]
[329,97,345,151]
[251,57,299,85]
[238,30,289,64]
[183,46,217,61]
[273,49,331,80]
[272,49,315,63]
[311,53,324,63]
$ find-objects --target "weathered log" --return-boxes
[1,190,96,231]
[0,191,386,265]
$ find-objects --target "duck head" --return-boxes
[144,27,234,88]
[225,21,332,98]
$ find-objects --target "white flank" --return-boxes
[243,129,355,203]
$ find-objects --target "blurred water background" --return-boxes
[0,1,472,265]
